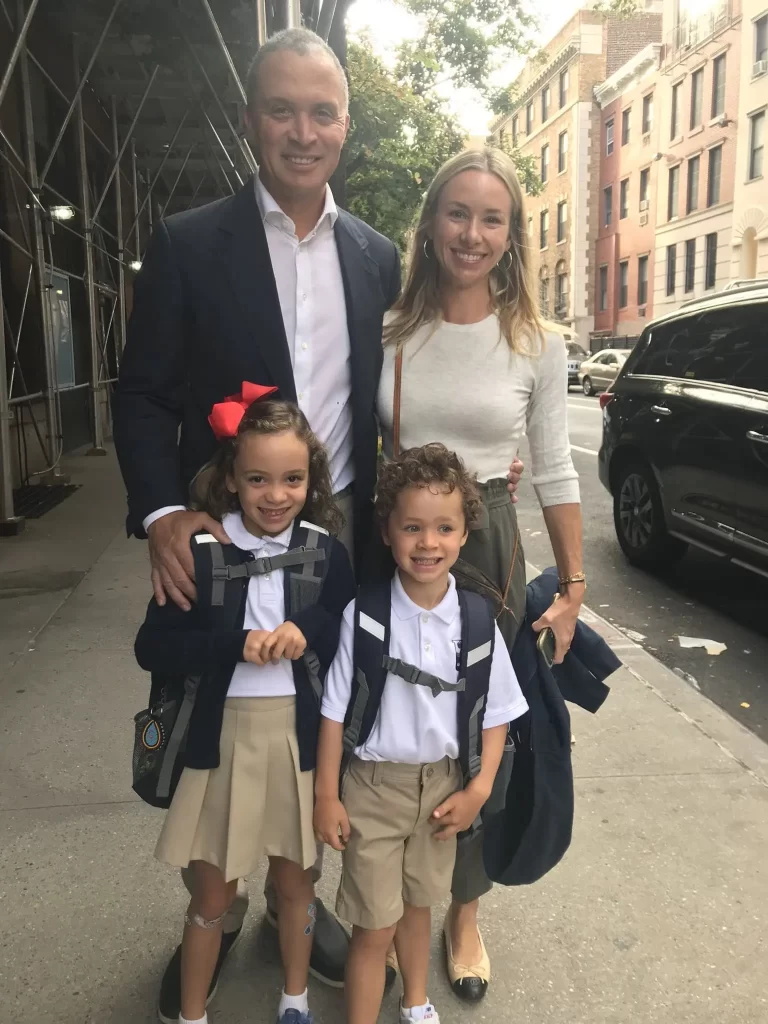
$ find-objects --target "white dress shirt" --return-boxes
[321,572,529,764]
[143,178,353,532]
[221,512,296,698]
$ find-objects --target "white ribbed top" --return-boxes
[377,314,580,508]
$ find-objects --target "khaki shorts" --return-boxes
[336,756,462,930]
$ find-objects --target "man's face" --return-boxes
[245,49,349,202]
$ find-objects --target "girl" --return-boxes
[135,388,355,1024]
[377,147,584,1000]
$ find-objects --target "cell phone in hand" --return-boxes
[536,626,556,668]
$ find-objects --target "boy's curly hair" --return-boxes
[374,443,483,529]
[190,399,343,535]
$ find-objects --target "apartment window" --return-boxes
[540,208,549,249]
[526,101,534,134]
[512,115,519,146]
[670,81,681,139]
[622,107,631,145]
[559,67,569,108]
[558,130,568,172]
[757,15,768,62]
[686,155,700,213]
[667,164,680,221]
[684,238,696,292]
[542,85,550,122]
[620,178,629,219]
[541,143,550,184]
[606,118,615,156]
[666,244,677,295]
[555,261,568,317]
[599,265,608,312]
[711,54,726,117]
[642,92,653,134]
[749,110,765,180]
[557,200,567,242]
[604,185,613,227]
[639,167,650,205]
[705,232,717,289]
[637,255,649,306]
[618,260,629,308]
[707,144,722,205]
[690,67,704,128]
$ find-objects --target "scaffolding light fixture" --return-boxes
[49,204,75,221]
[129,260,142,272]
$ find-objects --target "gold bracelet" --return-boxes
[559,571,587,588]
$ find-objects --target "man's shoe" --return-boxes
[276,1011,314,1024]
[157,926,242,1024]
[265,897,349,989]
[442,916,489,1003]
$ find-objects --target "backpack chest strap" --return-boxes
[383,655,466,698]
[209,545,325,605]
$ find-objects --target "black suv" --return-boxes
[599,282,768,578]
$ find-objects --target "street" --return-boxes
[515,393,768,740]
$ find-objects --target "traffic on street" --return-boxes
[516,388,768,740]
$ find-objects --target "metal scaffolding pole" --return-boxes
[130,139,140,258]
[202,108,243,186]
[287,0,302,29]
[199,0,248,105]
[112,96,127,357]
[0,263,24,534]
[74,41,105,454]
[17,0,62,477]
[256,0,268,46]
[0,0,39,111]
[125,110,188,244]
[159,143,196,219]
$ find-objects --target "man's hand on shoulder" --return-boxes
[148,510,231,611]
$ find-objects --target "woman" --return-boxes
[377,147,584,1003]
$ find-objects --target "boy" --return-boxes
[314,443,528,1024]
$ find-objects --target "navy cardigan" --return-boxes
[134,535,355,772]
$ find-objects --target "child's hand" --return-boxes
[314,796,351,852]
[259,621,308,663]
[243,629,273,664]
[430,782,491,841]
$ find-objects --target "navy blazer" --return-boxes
[482,568,621,886]
[113,180,401,566]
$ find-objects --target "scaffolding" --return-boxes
[0,0,342,535]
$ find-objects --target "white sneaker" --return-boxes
[399,1001,440,1023]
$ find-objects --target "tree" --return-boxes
[343,39,466,253]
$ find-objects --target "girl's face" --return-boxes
[227,429,310,537]
[430,169,513,293]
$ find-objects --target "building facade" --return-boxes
[651,0,743,318]
[594,43,664,339]
[731,0,768,279]
[491,2,664,348]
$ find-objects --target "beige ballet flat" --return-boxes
[442,915,490,1003]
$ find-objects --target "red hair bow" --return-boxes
[208,382,279,440]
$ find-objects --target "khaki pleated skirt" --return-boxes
[155,696,316,882]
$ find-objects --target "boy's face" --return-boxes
[383,483,468,588]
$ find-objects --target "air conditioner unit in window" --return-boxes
[642,133,651,146]
[754,60,768,77]
[639,212,649,225]
[639,307,646,317]
[639,199,650,211]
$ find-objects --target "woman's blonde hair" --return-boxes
[384,147,543,355]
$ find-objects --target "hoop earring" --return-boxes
[497,250,513,271]
[423,238,432,259]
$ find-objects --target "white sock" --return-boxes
[179,1015,207,1024]
[401,1000,433,1020]
[278,988,309,1016]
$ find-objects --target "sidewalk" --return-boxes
[1,447,767,1024]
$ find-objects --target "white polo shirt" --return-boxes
[321,572,529,764]
[221,511,296,698]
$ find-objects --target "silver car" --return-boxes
[566,341,589,388]
[578,348,633,395]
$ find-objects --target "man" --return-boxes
[114,29,399,1024]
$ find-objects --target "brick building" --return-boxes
[731,0,768,279]
[594,43,664,339]
[491,2,664,348]
[651,0,743,317]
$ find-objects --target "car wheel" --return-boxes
[582,376,595,396]
[613,460,687,568]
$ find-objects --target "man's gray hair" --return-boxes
[246,28,349,109]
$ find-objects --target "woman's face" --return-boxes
[430,169,513,292]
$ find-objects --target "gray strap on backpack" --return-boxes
[343,668,370,753]
[466,694,485,782]
[303,649,324,704]
[382,656,466,698]
[209,544,325,607]
[156,675,201,799]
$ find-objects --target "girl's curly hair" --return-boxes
[190,399,343,536]
[374,443,482,530]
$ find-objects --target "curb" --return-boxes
[526,561,768,788]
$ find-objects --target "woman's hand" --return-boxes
[506,455,525,503]
[532,587,584,664]
[314,796,351,852]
